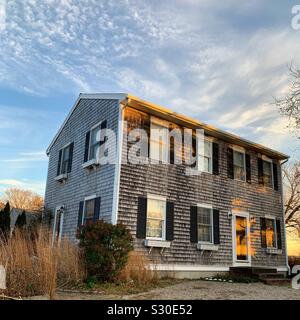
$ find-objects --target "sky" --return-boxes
[0,0,300,196]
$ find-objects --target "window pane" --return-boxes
[266,218,276,248]
[146,198,166,239]
[89,126,101,160]
[263,161,273,188]
[146,219,163,238]
[198,225,211,242]
[84,199,95,223]
[62,146,70,161]
[197,207,212,242]
[233,151,245,181]
[204,140,212,158]
[150,123,168,162]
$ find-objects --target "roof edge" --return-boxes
[126,94,289,161]
[46,93,128,155]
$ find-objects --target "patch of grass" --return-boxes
[68,278,183,296]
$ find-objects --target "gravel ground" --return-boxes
[54,280,300,300]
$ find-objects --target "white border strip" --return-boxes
[149,264,289,272]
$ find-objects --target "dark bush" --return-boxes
[77,220,133,282]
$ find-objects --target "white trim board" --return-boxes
[46,93,128,155]
[149,264,289,272]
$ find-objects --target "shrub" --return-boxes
[118,251,158,285]
[0,202,11,238]
[0,227,85,298]
[77,220,133,282]
[15,211,27,229]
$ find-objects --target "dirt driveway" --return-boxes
[56,280,300,300]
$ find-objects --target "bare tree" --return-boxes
[1,188,44,211]
[283,162,300,237]
[275,64,300,136]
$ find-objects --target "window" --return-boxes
[265,218,277,248]
[198,140,212,173]
[89,124,102,161]
[150,121,169,163]
[146,197,166,240]
[233,150,245,181]
[197,206,213,243]
[83,197,96,225]
[263,159,273,188]
[59,144,71,175]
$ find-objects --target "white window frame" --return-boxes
[150,117,169,164]
[232,146,246,182]
[52,205,64,243]
[59,142,72,175]
[262,155,274,189]
[146,194,167,241]
[88,121,105,162]
[197,203,214,245]
[82,195,97,225]
[197,137,213,174]
[264,214,277,249]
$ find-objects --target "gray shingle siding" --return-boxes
[44,98,119,241]
[117,107,287,268]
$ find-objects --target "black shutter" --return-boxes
[260,217,267,248]
[213,209,220,245]
[273,162,279,191]
[276,219,282,249]
[77,201,84,228]
[136,197,147,239]
[190,206,198,243]
[227,148,234,179]
[245,153,251,183]
[191,130,197,168]
[169,124,175,165]
[212,142,219,175]
[166,202,174,241]
[67,142,74,173]
[57,149,62,176]
[258,157,264,185]
[84,131,90,163]
[93,197,101,222]
[144,115,151,158]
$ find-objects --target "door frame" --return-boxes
[232,211,251,267]
[53,205,64,244]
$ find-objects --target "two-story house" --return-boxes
[45,93,289,278]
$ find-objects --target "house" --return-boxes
[45,93,289,278]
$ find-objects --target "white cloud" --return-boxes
[0,179,45,195]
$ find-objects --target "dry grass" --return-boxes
[0,228,85,299]
[118,251,158,285]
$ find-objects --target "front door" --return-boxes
[232,212,251,266]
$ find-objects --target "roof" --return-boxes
[46,93,289,160]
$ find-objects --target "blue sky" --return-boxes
[0,0,299,196]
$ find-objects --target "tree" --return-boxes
[15,210,27,229]
[1,188,44,211]
[275,64,300,137]
[0,202,11,237]
[283,162,300,237]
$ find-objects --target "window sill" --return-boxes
[55,173,68,182]
[143,239,171,248]
[82,159,99,169]
[197,243,219,251]
[266,247,282,255]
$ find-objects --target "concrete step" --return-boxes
[262,278,291,286]
[258,273,285,280]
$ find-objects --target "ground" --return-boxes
[39,280,300,300]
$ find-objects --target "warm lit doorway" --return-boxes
[232,212,251,266]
